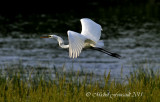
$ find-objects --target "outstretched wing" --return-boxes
[80,18,102,43]
[67,30,86,58]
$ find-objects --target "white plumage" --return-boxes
[41,18,121,59]
[80,18,102,42]
[67,18,103,58]
[67,30,86,58]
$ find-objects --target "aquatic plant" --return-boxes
[0,64,160,102]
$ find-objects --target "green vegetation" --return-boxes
[0,64,160,102]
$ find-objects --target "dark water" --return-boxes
[0,17,160,78]
[0,2,160,78]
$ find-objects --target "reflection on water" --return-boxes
[0,20,160,78]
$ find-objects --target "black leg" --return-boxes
[90,47,121,59]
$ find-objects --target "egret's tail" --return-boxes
[90,47,121,59]
[95,40,104,47]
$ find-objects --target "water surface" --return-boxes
[0,20,160,78]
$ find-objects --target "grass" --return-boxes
[0,64,160,102]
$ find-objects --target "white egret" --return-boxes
[41,18,121,59]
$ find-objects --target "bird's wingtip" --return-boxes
[81,18,91,21]
[67,30,71,34]
[67,30,77,35]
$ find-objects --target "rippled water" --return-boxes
[0,20,160,78]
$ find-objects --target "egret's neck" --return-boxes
[54,35,69,48]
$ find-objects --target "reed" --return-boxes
[0,64,160,102]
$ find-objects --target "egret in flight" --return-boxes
[41,18,121,59]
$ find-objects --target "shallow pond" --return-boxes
[0,19,160,78]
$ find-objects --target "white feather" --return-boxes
[80,18,102,43]
[67,30,86,58]
[45,18,105,58]
[95,40,104,47]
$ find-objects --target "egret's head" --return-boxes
[48,35,54,38]
[40,35,55,38]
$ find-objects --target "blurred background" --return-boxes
[0,0,160,35]
[0,0,160,78]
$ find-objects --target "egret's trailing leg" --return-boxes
[90,47,121,59]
